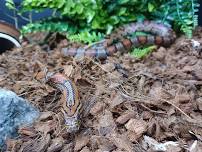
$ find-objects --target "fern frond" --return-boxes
[131,45,156,59]
[68,31,104,44]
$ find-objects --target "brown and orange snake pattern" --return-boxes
[48,21,176,133]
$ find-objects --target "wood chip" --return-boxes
[97,110,116,136]
[6,139,22,151]
[47,137,64,152]
[74,135,90,151]
[176,94,191,104]
[90,102,105,115]
[63,65,73,77]
[60,143,73,152]
[196,98,202,111]
[110,133,134,152]
[125,119,148,139]
[34,120,56,134]
[116,111,136,124]
[110,93,125,109]
[152,47,166,60]
[142,111,153,120]
[38,111,53,121]
[80,146,91,152]
[20,134,51,152]
[18,126,37,137]
[126,131,139,142]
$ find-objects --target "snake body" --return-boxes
[48,21,176,133]
[62,21,176,59]
[47,73,81,133]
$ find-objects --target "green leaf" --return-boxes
[118,7,127,16]
[5,0,15,10]
[131,45,156,58]
[118,0,130,4]
[148,3,155,12]
[17,0,199,39]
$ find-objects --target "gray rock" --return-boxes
[0,89,39,147]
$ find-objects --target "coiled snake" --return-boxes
[48,21,176,133]
[62,21,176,59]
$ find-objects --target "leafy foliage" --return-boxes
[5,0,200,44]
[5,0,15,10]
[20,18,104,44]
[21,20,77,34]
[68,31,104,44]
[153,0,199,38]
[131,46,156,59]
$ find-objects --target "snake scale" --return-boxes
[48,21,176,133]
[47,73,81,133]
[62,20,176,59]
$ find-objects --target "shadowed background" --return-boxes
[0,0,52,28]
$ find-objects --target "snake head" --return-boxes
[62,110,81,133]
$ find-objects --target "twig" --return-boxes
[142,95,190,119]
[53,112,66,137]
[140,103,167,115]
[118,85,192,119]
[158,97,192,119]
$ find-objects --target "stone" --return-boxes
[0,89,39,147]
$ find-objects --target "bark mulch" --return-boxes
[1,28,202,152]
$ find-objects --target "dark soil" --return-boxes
[0,28,202,152]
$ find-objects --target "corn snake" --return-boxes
[48,21,176,133]
[62,20,176,59]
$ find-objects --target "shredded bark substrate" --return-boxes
[0,28,202,152]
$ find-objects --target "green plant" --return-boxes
[153,0,199,38]
[131,45,156,59]
[20,0,113,33]
[21,20,77,35]
[68,31,104,44]
[6,0,200,44]
[20,18,105,44]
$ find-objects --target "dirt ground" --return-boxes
[0,28,202,152]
